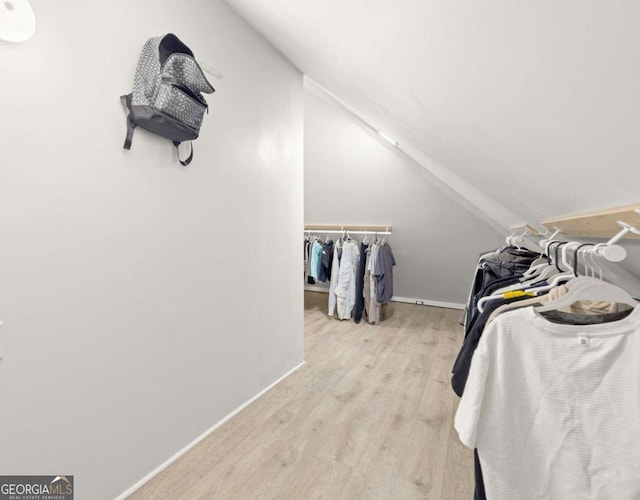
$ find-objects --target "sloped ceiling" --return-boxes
[225,0,640,230]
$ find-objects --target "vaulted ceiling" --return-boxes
[225,0,640,230]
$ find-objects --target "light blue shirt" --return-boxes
[310,240,323,280]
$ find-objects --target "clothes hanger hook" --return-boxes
[553,241,569,271]
[572,243,594,277]
[539,227,563,255]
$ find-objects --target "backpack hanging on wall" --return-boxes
[121,33,215,166]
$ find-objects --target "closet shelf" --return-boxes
[540,203,640,239]
[510,224,540,236]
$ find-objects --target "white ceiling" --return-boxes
[225,0,640,229]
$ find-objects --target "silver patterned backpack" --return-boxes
[121,33,215,166]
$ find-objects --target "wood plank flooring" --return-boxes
[130,292,474,499]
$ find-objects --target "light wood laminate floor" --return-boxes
[131,292,474,499]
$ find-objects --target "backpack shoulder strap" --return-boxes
[120,94,137,150]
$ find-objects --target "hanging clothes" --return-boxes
[373,242,395,304]
[303,236,311,283]
[304,229,395,324]
[328,238,343,317]
[464,246,540,333]
[453,245,549,500]
[354,241,369,323]
[304,237,316,285]
[318,239,333,283]
[335,239,360,320]
[453,242,640,500]
[309,238,323,282]
[366,241,382,323]
[455,305,640,500]
[362,244,372,321]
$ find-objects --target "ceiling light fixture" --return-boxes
[377,130,398,147]
[0,0,35,43]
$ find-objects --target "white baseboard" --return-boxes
[115,361,306,500]
[304,284,331,293]
[390,296,464,310]
[304,286,464,310]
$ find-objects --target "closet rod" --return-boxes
[305,229,392,236]
[305,224,391,232]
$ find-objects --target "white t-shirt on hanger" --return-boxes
[455,306,640,500]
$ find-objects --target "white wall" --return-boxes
[0,1,303,498]
[304,81,504,305]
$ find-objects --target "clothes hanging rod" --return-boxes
[304,224,392,232]
[305,229,392,236]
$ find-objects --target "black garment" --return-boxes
[319,241,334,283]
[354,242,369,323]
[467,246,539,288]
[466,252,539,321]
[464,248,540,332]
[465,276,521,337]
[304,239,310,271]
[304,239,315,284]
[317,244,327,283]
[474,449,486,500]
[452,294,533,397]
